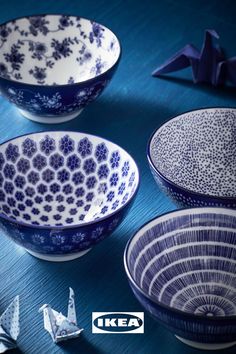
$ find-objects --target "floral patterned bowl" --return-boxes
[124,208,236,350]
[147,108,236,209]
[0,131,139,261]
[0,14,121,123]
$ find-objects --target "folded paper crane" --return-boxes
[0,296,20,353]
[39,288,83,343]
[152,29,236,86]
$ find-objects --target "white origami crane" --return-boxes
[0,296,20,353]
[39,288,83,343]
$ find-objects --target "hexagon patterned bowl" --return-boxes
[124,208,236,350]
[147,108,236,209]
[0,131,139,261]
[0,14,121,123]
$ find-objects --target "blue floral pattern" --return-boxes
[0,15,120,120]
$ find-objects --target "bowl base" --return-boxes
[18,108,83,124]
[175,336,236,350]
[26,248,91,262]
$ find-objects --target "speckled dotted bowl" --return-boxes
[147,108,236,209]
[0,131,139,261]
[124,208,236,350]
[0,14,121,123]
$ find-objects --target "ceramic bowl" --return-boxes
[0,14,121,123]
[147,108,236,209]
[124,208,236,350]
[0,131,139,261]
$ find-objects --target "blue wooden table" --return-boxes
[0,0,236,353]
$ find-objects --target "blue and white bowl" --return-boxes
[124,208,236,350]
[0,14,121,123]
[0,131,139,261]
[147,108,236,209]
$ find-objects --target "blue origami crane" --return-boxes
[152,29,236,86]
[0,296,20,353]
[39,288,83,343]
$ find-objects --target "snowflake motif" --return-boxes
[33,154,47,171]
[5,143,19,162]
[107,191,115,202]
[122,193,129,204]
[2,205,10,214]
[35,195,43,204]
[51,233,66,245]
[57,169,70,183]
[14,175,26,188]
[98,182,108,194]
[3,164,15,179]
[32,234,45,244]
[108,218,120,231]
[91,226,104,239]
[4,181,14,194]
[112,200,119,210]
[98,164,109,179]
[15,191,24,201]
[101,206,108,214]
[56,194,64,202]
[17,158,30,174]
[45,194,53,202]
[83,158,96,175]
[0,153,4,169]
[66,196,74,204]
[22,138,37,158]
[78,137,93,158]
[12,209,20,217]
[72,232,86,243]
[49,153,64,170]
[27,171,40,184]
[40,135,56,155]
[62,184,73,195]
[110,151,120,169]
[95,143,108,162]
[25,186,35,197]
[44,205,52,212]
[86,192,94,202]
[59,135,75,155]
[50,183,60,193]
[122,161,130,177]
[75,187,85,197]
[118,182,126,195]
[42,168,55,183]
[72,171,84,185]
[86,176,97,189]
[37,183,47,195]
[0,190,5,201]
[110,173,119,187]
[7,197,15,207]
[67,154,80,171]
[25,199,33,207]
[129,172,136,187]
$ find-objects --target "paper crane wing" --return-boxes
[152,44,199,77]
[67,287,77,324]
[39,305,60,342]
[0,296,19,353]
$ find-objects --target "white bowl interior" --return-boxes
[0,15,120,85]
[0,132,138,227]
[149,108,236,198]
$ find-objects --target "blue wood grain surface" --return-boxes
[0,0,236,353]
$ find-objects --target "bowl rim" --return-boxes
[0,130,140,230]
[0,13,122,87]
[124,206,236,322]
[147,107,236,202]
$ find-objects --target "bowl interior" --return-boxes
[0,132,138,227]
[0,15,120,85]
[149,108,236,198]
[126,208,236,317]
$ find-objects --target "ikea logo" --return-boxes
[92,312,144,334]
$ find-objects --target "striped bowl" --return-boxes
[124,208,236,350]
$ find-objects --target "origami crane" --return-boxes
[152,29,236,86]
[0,296,20,353]
[39,288,83,343]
